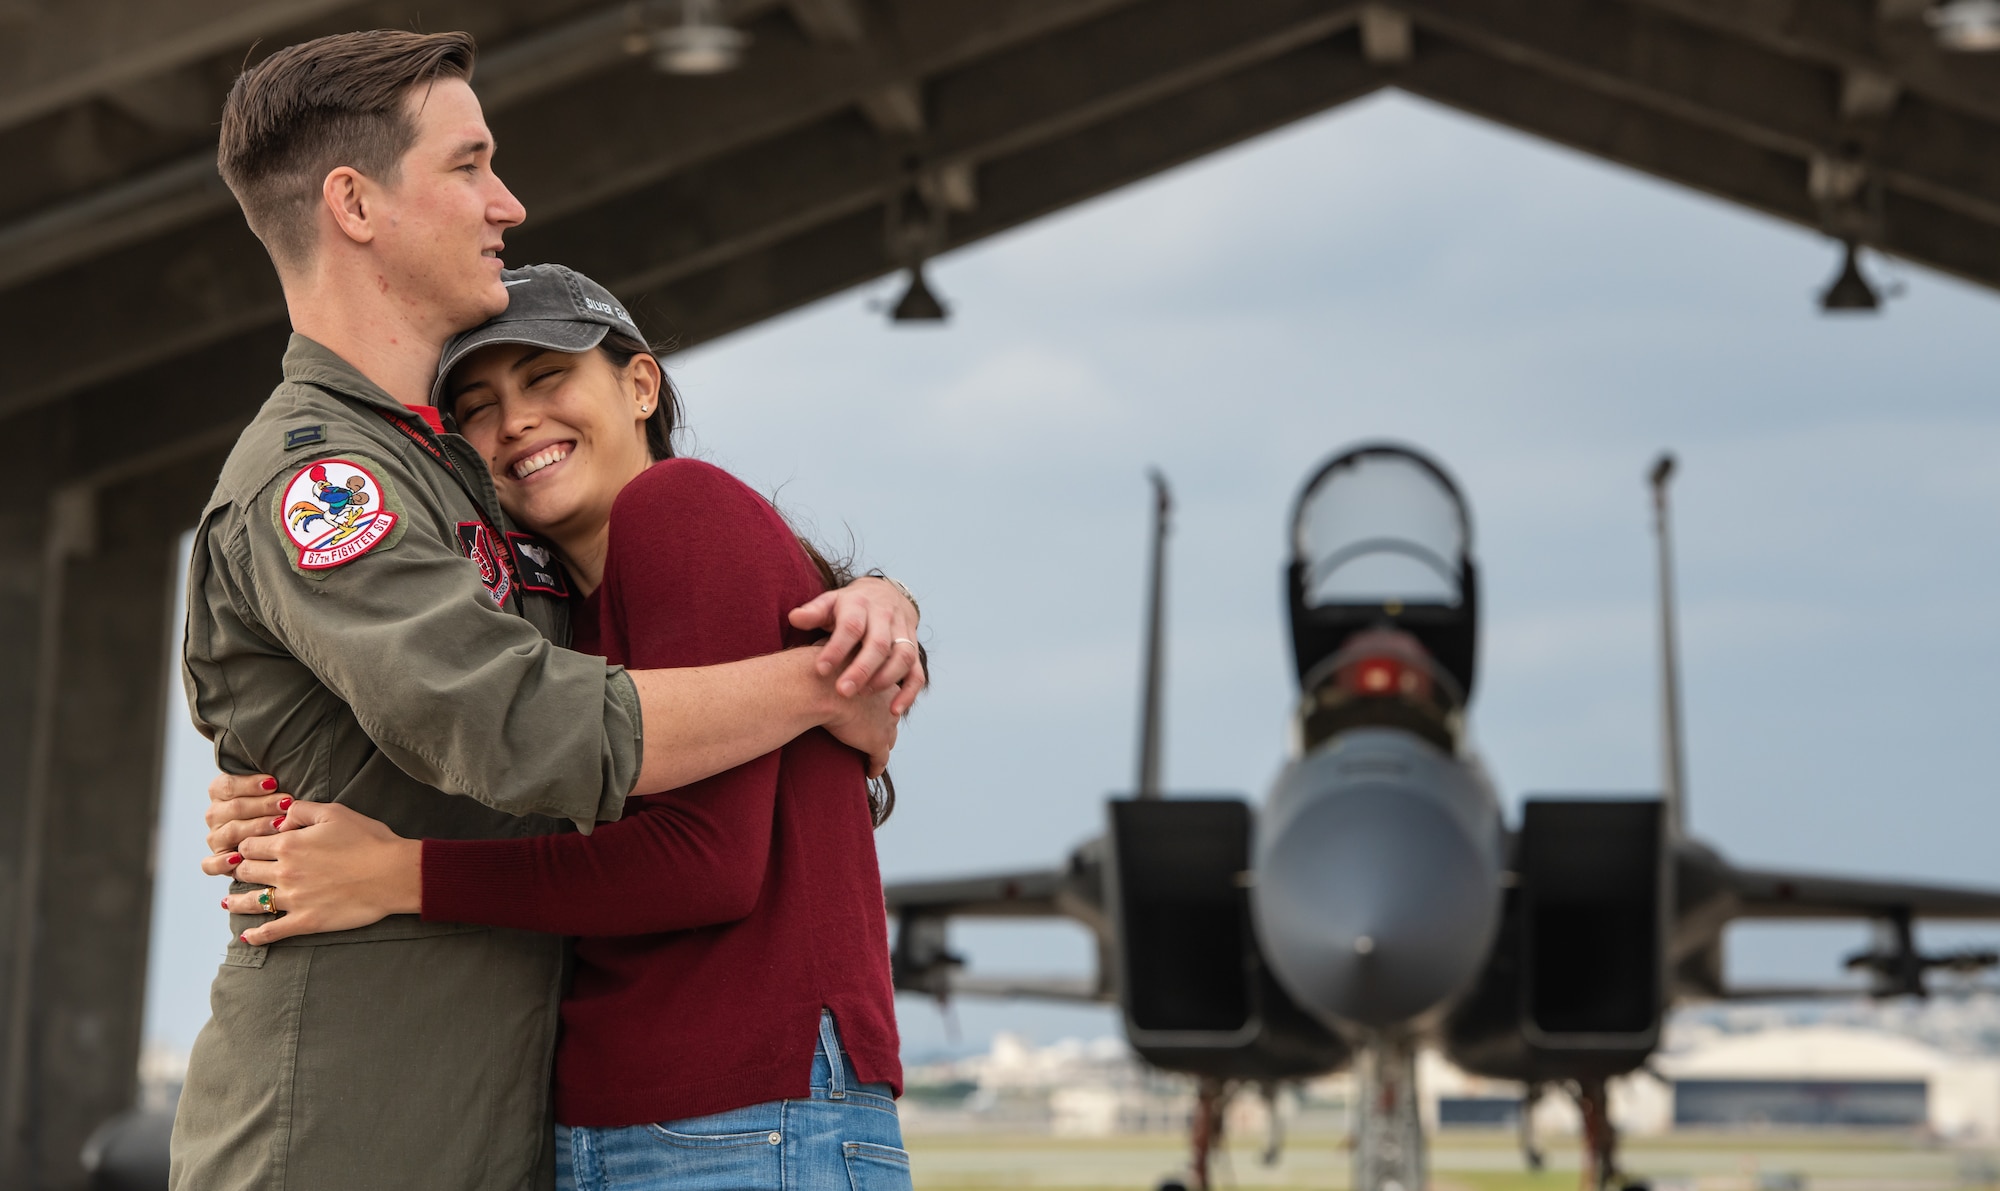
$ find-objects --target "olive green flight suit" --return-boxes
[169,335,643,1191]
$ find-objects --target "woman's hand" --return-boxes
[821,683,901,778]
[201,772,292,862]
[789,576,925,714]
[224,801,423,946]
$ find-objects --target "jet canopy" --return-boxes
[1287,444,1479,706]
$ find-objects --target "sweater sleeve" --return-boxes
[421,460,815,936]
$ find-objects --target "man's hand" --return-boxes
[224,801,422,946]
[789,576,925,715]
[201,773,291,870]
[822,683,901,778]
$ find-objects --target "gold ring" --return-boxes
[258,889,275,913]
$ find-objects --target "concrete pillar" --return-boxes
[0,448,224,1190]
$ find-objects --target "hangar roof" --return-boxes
[4,0,1997,491]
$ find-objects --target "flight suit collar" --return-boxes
[280,333,559,616]
[280,333,420,414]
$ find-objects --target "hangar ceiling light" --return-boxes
[890,265,948,322]
[1929,0,2000,51]
[653,0,747,74]
[1820,241,1882,312]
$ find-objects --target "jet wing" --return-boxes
[1698,862,2000,999]
[1729,865,2000,920]
[885,867,1078,920]
[884,842,1115,1003]
[944,975,1104,1003]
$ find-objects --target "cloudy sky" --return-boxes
[145,91,2000,1060]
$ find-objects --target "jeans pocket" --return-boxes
[643,1123,782,1150]
[841,1141,913,1191]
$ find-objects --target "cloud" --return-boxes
[912,345,1126,457]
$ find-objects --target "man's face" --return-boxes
[368,78,525,335]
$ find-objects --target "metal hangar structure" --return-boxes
[0,0,1995,1186]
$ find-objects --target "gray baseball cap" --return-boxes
[431,263,645,408]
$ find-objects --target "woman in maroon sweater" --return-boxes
[218,265,915,1191]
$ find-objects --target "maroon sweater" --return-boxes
[420,458,901,1127]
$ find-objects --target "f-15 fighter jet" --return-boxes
[886,443,2000,1191]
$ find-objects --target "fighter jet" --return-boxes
[885,443,2000,1191]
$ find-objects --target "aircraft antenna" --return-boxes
[1136,470,1172,799]
[1650,453,1687,836]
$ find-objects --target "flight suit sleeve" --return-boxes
[223,449,639,831]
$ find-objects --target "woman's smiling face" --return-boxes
[445,341,659,543]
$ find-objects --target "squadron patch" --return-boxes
[456,522,513,606]
[279,459,399,570]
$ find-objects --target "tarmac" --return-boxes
[902,1128,2000,1190]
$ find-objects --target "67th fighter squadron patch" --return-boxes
[278,459,399,570]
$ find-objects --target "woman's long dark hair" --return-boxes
[603,333,903,827]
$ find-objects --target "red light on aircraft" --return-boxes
[1357,658,1400,693]
[1342,654,1432,700]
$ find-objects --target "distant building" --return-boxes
[897,1011,2000,1140]
[1412,1023,2000,1140]
[901,1034,1199,1135]
[1654,1025,2000,1139]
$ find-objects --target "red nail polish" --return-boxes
[262,778,277,791]
[277,797,294,810]
[272,817,286,828]
[227,853,243,865]
[239,934,251,944]
[220,898,230,909]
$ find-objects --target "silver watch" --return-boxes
[868,570,920,619]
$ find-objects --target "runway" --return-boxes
[903,1126,2000,1190]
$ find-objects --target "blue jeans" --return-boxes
[556,1012,911,1191]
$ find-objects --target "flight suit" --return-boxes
[169,334,643,1191]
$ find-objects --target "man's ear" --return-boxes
[322,166,377,246]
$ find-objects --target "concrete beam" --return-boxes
[0,0,651,292]
[0,449,63,1191]
[0,323,280,502]
[1623,0,2000,125]
[0,446,226,1190]
[1396,35,2000,290]
[919,0,1357,167]
[1401,0,2000,226]
[629,30,1386,346]
[0,0,360,133]
[0,19,1386,486]
[12,0,2000,432]
[0,0,789,290]
[0,0,1143,295]
[1361,6,1416,65]
[858,82,928,135]
[493,0,1144,224]
[0,0,1346,417]
[787,0,867,45]
[0,212,280,421]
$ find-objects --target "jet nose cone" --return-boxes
[1254,781,1500,1031]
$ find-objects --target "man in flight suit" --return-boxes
[169,30,923,1191]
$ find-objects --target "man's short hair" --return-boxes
[218,30,477,272]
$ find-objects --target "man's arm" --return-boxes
[222,451,921,829]
[201,570,918,856]
[626,646,896,796]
